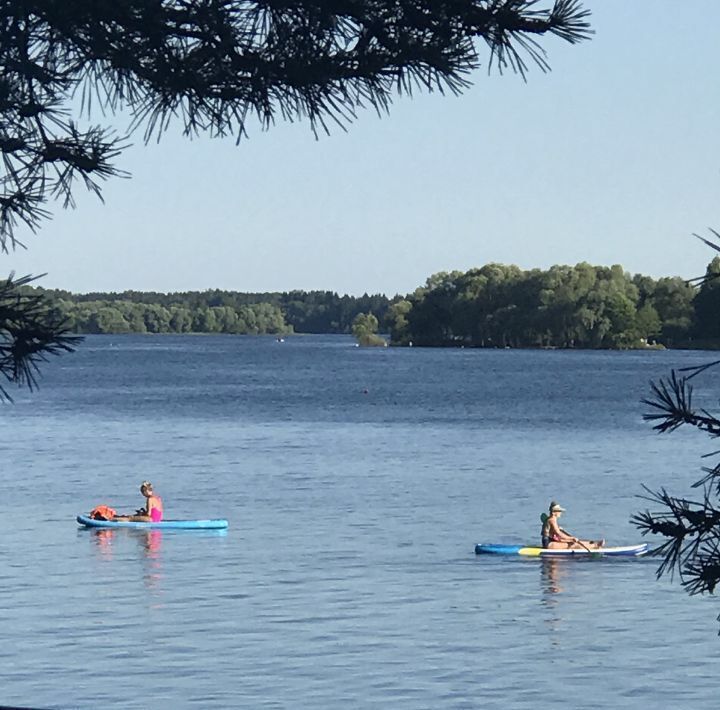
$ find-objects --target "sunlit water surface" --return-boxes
[2,335,719,708]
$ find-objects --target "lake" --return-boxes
[2,335,719,709]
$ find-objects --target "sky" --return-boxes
[6,0,720,296]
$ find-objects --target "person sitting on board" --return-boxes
[541,501,604,550]
[114,481,163,522]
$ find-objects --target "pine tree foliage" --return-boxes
[634,231,720,603]
[0,273,79,401]
[0,0,591,248]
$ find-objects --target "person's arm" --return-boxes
[550,519,577,543]
[558,525,579,542]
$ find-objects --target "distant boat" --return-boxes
[276,337,285,343]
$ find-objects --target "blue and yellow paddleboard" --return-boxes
[475,543,648,557]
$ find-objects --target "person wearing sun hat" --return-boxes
[541,501,604,550]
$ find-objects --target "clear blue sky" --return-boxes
[7,1,720,296]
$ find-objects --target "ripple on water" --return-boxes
[3,337,719,708]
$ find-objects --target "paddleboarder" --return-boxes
[541,501,603,550]
[114,481,164,522]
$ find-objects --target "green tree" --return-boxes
[214,306,240,334]
[651,277,695,345]
[692,257,720,341]
[251,303,289,335]
[395,261,691,350]
[603,291,639,348]
[449,265,522,347]
[116,302,148,333]
[142,304,172,333]
[88,306,130,334]
[634,303,662,343]
[193,307,219,333]
[352,313,385,347]
[388,299,413,345]
[169,307,193,333]
[406,271,464,346]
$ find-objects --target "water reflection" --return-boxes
[140,530,163,590]
[91,529,115,558]
[540,558,567,640]
[541,557,565,598]
[85,528,164,591]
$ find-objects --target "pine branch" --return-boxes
[0,0,592,247]
[0,272,81,401]
[642,369,720,436]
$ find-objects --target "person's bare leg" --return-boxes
[113,515,152,522]
[577,539,603,549]
[548,540,602,550]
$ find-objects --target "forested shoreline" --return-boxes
[34,287,391,336]
[28,259,720,349]
[386,262,709,349]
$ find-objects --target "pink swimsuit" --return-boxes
[149,496,163,522]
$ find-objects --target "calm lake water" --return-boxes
[2,335,719,709]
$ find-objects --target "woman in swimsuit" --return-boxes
[114,481,163,522]
[541,501,603,550]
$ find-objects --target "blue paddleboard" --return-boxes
[77,515,228,530]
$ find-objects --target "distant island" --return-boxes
[29,258,720,349]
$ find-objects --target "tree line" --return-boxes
[384,261,719,349]
[24,259,719,347]
[31,287,392,336]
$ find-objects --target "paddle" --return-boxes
[564,532,593,553]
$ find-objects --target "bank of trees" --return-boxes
[57,300,289,335]
[31,287,392,335]
[21,258,720,347]
[388,262,701,349]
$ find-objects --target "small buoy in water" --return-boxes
[363,388,369,394]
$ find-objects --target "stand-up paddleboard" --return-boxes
[77,515,228,530]
[475,543,648,557]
